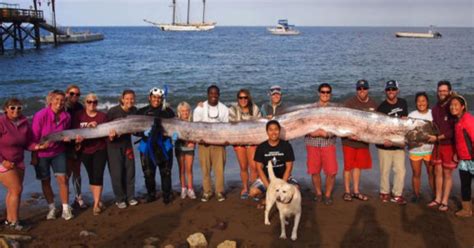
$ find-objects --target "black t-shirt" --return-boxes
[254,140,295,179]
[106,105,138,146]
[376,98,408,150]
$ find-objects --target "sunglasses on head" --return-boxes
[8,105,23,111]
[86,100,98,105]
[69,92,81,97]
[238,96,248,100]
[357,87,368,91]
[320,90,331,94]
[386,88,397,92]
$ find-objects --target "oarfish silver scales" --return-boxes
[42,107,435,146]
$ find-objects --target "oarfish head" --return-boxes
[405,120,438,148]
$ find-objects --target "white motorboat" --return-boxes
[145,0,216,32]
[395,26,442,39]
[38,28,104,44]
[268,19,300,36]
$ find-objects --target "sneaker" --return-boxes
[187,189,197,199]
[181,188,187,199]
[128,199,139,206]
[4,220,25,231]
[391,195,407,205]
[74,195,88,209]
[93,207,102,216]
[145,194,157,203]
[46,207,57,220]
[379,193,390,203]
[201,193,212,202]
[217,193,226,202]
[62,207,74,220]
[115,201,127,209]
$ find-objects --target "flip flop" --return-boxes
[240,191,249,200]
[427,200,441,208]
[343,192,353,202]
[352,193,369,201]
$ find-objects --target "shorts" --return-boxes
[251,177,298,193]
[233,145,256,151]
[342,145,372,171]
[175,147,195,157]
[306,145,338,176]
[409,153,432,162]
[35,153,67,180]
[431,144,456,169]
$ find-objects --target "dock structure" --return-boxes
[0,1,60,54]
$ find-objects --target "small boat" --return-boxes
[38,28,104,44]
[268,19,300,36]
[395,26,442,39]
[145,0,216,32]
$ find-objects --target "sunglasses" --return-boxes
[8,105,23,111]
[385,88,397,92]
[320,90,331,94]
[86,100,98,105]
[357,87,368,91]
[69,92,81,97]
[238,96,248,100]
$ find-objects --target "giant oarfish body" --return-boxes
[42,107,435,146]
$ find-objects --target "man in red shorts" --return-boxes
[341,79,378,201]
[305,83,338,205]
[426,80,456,212]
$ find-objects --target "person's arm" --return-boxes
[256,161,270,187]
[282,161,293,182]
[254,105,262,118]
[221,104,229,123]
[228,105,237,122]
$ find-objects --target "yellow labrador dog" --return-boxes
[264,160,302,241]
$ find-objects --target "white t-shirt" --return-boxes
[193,101,229,123]
[408,109,434,155]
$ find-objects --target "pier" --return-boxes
[0,1,60,54]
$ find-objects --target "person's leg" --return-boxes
[312,174,322,197]
[307,145,322,197]
[67,157,82,201]
[247,146,258,183]
[459,170,472,202]
[51,153,69,205]
[185,153,194,190]
[342,145,354,195]
[177,153,186,189]
[140,152,156,200]
[322,145,338,199]
[158,150,173,203]
[378,149,391,195]
[212,146,226,195]
[410,159,422,197]
[425,162,435,196]
[124,146,136,202]
[234,146,249,195]
[392,150,406,197]
[325,174,336,198]
[440,168,453,207]
[107,145,126,203]
[198,145,212,196]
[0,169,22,223]
[433,164,443,204]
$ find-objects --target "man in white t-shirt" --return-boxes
[193,85,229,202]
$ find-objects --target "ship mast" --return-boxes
[187,0,191,24]
[172,0,176,25]
[202,0,206,23]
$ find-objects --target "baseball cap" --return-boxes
[356,79,369,89]
[269,85,282,95]
[385,80,399,90]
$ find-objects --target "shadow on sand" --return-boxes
[340,204,389,248]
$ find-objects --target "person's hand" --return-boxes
[427,135,437,143]
[383,140,393,147]
[172,132,179,142]
[310,129,328,137]
[143,128,151,137]
[453,153,458,163]
[76,135,84,143]
[36,141,50,150]
[109,129,117,141]
[63,136,71,142]
[186,142,195,148]
[87,121,98,128]
[2,160,14,170]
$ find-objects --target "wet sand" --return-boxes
[1,138,472,247]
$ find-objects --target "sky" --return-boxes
[10,0,474,27]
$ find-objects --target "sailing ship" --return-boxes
[144,0,216,31]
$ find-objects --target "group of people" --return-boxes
[0,80,472,231]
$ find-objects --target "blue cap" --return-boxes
[385,80,399,90]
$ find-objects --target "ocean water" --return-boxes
[1,26,473,115]
[0,26,472,204]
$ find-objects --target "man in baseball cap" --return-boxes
[261,85,287,119]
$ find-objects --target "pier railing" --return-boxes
[0,8,44,22]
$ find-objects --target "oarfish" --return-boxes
[42,107,436,147]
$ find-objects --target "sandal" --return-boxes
[438,204,449,212]
[343,192,352,202]
[313,194,323,202]
[427,200,441,208]
[352,193,369,201]
[257,203,266,210]
[240,191,249,200]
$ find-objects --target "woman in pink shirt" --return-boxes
[0,98,47,230]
